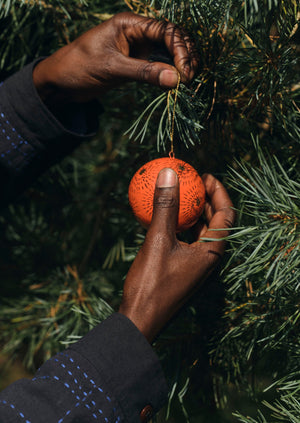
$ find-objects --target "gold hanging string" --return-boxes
[167,71,181,158]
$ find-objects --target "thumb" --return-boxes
[115,55,179,89]
[149,168,179,236]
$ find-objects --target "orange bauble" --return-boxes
[128,157,206,232]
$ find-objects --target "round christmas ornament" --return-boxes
[128,157,205,232]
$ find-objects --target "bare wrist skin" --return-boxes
[33,59,68,107]
[118,306,157,344]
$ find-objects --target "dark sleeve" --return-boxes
[0,59,100,206]
[0,313,168,422]
[0,64,168,421]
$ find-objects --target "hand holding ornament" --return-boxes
[120,169,235,343]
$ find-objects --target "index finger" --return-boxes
[198,174,235,241]
[164,23,199,83]
[122,13,198,83]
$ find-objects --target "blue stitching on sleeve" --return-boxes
[0,400,31,422]
[56,353,106,396]
[56,390,104,422]
[32,375,84,395]
[0,110,36,170]
[32,352,122,422]
[32,374,113,421]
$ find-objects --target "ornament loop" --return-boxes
[169,151,175,159]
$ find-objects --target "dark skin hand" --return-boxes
[119,169,235,343]
[33,11,198,106]
[32,12,234,344]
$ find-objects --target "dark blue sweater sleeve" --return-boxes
[0,314,168,423]
[0,59,100,205]
[0,63,168,422]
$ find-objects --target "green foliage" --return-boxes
[0,0,299,422]
[234,370,300,422]
[211,142,299,416]
[0,266,114,369]
[128,0,300,152]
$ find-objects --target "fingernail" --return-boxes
[159,69,178,88]
[156,168,177,188]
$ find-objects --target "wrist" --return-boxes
[32,58,69,108]
[33,59,54,101]
[118,305,157,344]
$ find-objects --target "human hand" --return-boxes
[33,12,198,105]
[119,168,235,343]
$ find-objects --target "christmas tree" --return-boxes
[0,0,299,422]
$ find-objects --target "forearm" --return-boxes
[0,59,100,207]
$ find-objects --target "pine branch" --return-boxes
[0,266,114,370]
[127,0,299,152]
[0,0,299,420]
[210,139,299,413]
[234,370,300,422]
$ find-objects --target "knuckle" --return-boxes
[227,210,236,227]
[206,247,223,267]
[112,11,132,23]
[165,21,177,35]
[111,12,136,32]
[221,206,236,228]
[137,62,155,82]
[230,207,236,222]
[154,191,176,208]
